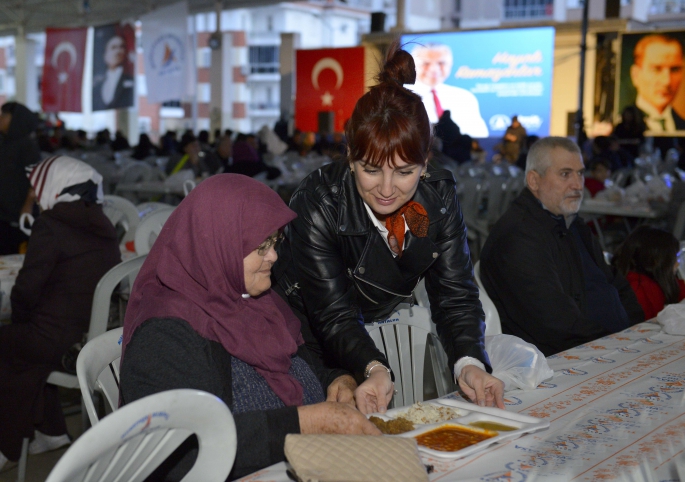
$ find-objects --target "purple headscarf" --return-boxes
[122,174,304,405]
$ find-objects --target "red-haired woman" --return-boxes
[274,42,504,413]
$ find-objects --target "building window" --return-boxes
[503,0,554,19]
[197,47,211,68]
[249,46,279,74]
[650,0,685,14]
[198,83,211,103]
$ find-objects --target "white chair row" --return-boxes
[101,195,174,255]
[17,255,148,482]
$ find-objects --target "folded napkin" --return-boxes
[284,434,429,482]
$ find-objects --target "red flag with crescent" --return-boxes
[295,47,365,132]
[42,27,88,112]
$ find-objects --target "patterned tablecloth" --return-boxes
[239,320,685,482]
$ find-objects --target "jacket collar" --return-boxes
[516,187,584,239]
[336,163,449,236]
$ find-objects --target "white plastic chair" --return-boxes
[136,202,174,219]
[117,161,154,185]
[17,256,148,482]
[366,305,452,406]
[76,328,124,426]
[134,207,174,255]
[102,195,140,244]
[473,260,502,336]
[45,389,237,482]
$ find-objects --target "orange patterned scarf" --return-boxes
[385,201,429,256]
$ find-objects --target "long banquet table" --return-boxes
[239,320,685,481]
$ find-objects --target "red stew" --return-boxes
[415,425,496,452]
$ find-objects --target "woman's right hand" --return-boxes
[297,401,381,435]
[354,370,394,415]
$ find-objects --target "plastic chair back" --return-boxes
[118,161,154,184]
[366,305,452,406]
[87,255,147,341]
[136,202,174,219]
[473,260,502,336]
[76,328,124,426]
[134,207,174,255]
[45,389,237,482]
[102,195,140,243]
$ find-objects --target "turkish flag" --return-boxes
[42,27,87,113]
[296,47,365,132]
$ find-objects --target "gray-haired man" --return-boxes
[480,137,643,356]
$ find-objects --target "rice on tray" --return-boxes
[395,402,460,424]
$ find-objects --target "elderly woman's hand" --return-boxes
[354,370,394,414]
[326,375,357,408]
[297,401,381,435]
[457,365,505,409]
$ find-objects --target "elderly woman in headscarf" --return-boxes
[119,174,379,481]
[0,156,121,469]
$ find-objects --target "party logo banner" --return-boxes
[140,1,194,104]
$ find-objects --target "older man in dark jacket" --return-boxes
[480,137,644,357]
[0,102,41,254]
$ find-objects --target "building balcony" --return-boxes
[502,0,553,21]
[649,0,685,14]
[248,102,280,116]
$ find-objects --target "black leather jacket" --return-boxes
[273,161,490,377]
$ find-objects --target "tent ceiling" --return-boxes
[0,0,283,37]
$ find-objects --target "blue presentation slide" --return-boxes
[401,27,555,139]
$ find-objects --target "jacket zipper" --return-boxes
[348,268,379,304]
[348,268,413,302]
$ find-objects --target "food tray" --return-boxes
[371,399,549,460]
[369,400,464,423]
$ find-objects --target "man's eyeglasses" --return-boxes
[256,233,284,256]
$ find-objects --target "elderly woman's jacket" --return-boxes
[274,161,490,377]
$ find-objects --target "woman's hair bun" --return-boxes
[377,40,416,86]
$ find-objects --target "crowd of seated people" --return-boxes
[4,53,685,480]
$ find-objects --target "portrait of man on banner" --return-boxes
[92,23,135,111]
[618,31,685,135]
[407,43,489,138]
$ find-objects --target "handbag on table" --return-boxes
[284,434,429,482]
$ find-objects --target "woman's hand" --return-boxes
[457,365,505,409]
[326,375,357,408]
[354,370,394,414]
[297,401,381,435]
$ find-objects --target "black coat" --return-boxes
[480,188,644,357]
[0,200,120,460]
[92,72,135,111]
[273,161,489,377]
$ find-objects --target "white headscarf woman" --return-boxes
[21,156,104,234]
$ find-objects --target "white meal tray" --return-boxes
[370,399,550,460]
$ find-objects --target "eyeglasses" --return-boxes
[256,232,284,256]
